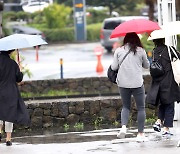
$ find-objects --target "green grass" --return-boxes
[21,90,80,98]
[74,122,84,131]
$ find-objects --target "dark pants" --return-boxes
[158,102,174,127]
[119,85,145,133]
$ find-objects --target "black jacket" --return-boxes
[0,52,30,125]
[146,45,180,105]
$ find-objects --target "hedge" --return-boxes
[42,24,102,43]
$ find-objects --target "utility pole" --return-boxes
[0,0,3,38]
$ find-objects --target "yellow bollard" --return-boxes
[60,58,63,79]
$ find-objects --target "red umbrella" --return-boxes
[110,19,161,38]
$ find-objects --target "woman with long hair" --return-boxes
[111,32,150,141]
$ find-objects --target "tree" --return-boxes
[86,0,138,16]
[145,0,156,20]
[145,0,180,21]
[54,0,73,7]
[43,3,71,29]
[176,0,180,18]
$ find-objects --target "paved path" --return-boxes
[0,123,180,154]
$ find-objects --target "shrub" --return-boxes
[42,23,102,43]
[43,3,72,29]
[43,27,74,43]
[87,23,102,41]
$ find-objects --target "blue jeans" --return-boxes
[119,85,146,133]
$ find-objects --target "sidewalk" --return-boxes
[0,122,180,154]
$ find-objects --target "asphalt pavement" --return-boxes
[0,122,180,154]
[19,42,150,81]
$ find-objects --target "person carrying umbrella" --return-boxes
[0,49,30,146]
[110,32,150,141]
[146,33,180,137]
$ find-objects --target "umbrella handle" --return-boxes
[16,49,20,64]
[16,49,22,71]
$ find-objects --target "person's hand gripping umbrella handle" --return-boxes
[16,49,23,71]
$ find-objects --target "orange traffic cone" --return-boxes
[96,55,104,74]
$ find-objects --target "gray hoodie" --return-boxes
[111,44,150,88]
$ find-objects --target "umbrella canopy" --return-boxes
[148,29,166,40]
[148,21,180,40]
[110,19,161,38]
[0,34,47,51]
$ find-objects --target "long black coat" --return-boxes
[146,44,180,105]
[0,52,30,125]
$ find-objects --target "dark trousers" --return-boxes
[119,85,145,133]
[158,102,174,127]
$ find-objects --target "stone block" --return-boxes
[79,111,92,124]
[51,108,59,117]
[31,116,42,128]
[44,109,51,116]
[75,101,84,114]
[58,102,69,117]
[42,116,53,128]
[69,106,76,114]
[39,103,51,109]
[32,108,43,116]
[100,99,111,108]
[53,117,66,127]
[89,100,100,115]
[100,108,117,122]
[84,100,90,111]
[66,114,80,124]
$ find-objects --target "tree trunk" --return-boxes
[145,0,155,21]
[148,2,154,20]
[176,0,180,20]
[108,5,113,16]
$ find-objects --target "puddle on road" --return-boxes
[2,125,154,144]
[0,125,164,145]
[9,125,118,144]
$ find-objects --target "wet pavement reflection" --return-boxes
[0,123,180,154]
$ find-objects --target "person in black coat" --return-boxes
[146,38,180,136]
[0,50,30,146]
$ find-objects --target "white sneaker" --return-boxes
[136,134,148,142]
[117,127,127,139]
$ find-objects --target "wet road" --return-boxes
[19,42,149,81]
[0,122,180,154]
[20,42,113,81]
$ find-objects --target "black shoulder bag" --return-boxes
[107,51,130,84]
[150,47,166,78]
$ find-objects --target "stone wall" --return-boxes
[16,76,154,129]
[19,75,152,96]
[25,96,122,128]
[22,97,155,129]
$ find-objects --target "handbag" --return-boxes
[150,47,165,78]
[167,46,180,85]
[107,51,130,84]
[107,65,118,84]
